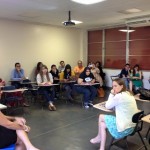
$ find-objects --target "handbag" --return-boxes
[97,87,105,98]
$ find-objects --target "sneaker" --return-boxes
[84,105,89,109]
[88,103,94,107]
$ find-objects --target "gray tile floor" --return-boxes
[22,90,150,150]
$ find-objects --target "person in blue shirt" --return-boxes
[11,62,26,89]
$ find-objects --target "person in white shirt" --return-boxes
[36,65,56,111]
[90,78,138,150]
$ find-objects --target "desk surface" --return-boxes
[0,104,7,110]
[3,89,27,93]
[93,101,113,112]
[134,94,150,102]
[20,82,37,84]
[142,114,150,123]
[75,82,100,86]
[36,84,59,87]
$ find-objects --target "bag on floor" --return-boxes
[139,88,150,100]
[97,88,105,98]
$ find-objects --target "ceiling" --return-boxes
[0,0,150,29]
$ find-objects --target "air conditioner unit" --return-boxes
[126,18,150,27]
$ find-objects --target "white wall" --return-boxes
[0,19,87,83]
[104,69,150,89]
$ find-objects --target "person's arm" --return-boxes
[0,111,26,130]
[77,78,83,84]
[49,73,53,84]
[36,74,44,85]
[91,78,95,83]
[105,92,120,109]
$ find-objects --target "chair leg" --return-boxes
[145,126,150,139]
[138,132,148,150]
[107,136,114,150]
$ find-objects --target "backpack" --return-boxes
[138,88,150,100]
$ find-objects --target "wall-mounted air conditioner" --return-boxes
[126,18,150,27]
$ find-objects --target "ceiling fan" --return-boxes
[63,11,75,26]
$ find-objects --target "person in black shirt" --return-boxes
[119,63,132,91]
[50,64,59,84]
[75,67,97,108]
[63,64,75,102]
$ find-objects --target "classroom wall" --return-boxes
[0,19,87,83]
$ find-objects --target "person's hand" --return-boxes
[23,125,30,132]
[15,117,26,126]
[111,89,115,95]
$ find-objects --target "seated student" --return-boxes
[35,62,43,77]
[73,60,84,79]
[131,64,143,90]
[36,65,56,111]
[90,78,138,150]
[95,61,105,81]
[75,67,97,108]
[0,111,39,150]
[62,64,75,102]
[58,61,65,73]
[50,64,59,83]
[91,63,104,97]
[91,63,103,87]
[11,62,26,89]
[119,63,132,91]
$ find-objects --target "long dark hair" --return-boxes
[39,65,50,82]
[37,62,43,71]
[64,64,71,79]
[82,67,91,75]
[133,64,140,76]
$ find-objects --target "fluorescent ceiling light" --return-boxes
[119,29,135,33]
[71,0,106,5]
[126,8,142,13]
[62,20,83,24]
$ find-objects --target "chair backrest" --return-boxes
[110,74,120,81]
[130,110,144,135]
[22,79,31,83]
[3,86,16,91]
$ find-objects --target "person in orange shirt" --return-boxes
[73,60,84,78]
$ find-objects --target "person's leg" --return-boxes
[90,114,107,150]
[129,80,133,91]
[122,78,129,89]
[16,130,39,150]
[64,85,73,100]
[88,86,97,103]
[75,86,90,106]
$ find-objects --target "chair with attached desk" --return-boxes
[108,110,148,150]
[1,86,25,114]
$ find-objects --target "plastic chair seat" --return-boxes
[0,144,15,150]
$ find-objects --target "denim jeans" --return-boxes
[63,84,73,100]
[122,78,129,89]
[75,85,97,105]
[38,87,55,103]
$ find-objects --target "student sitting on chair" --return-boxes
[0,111,39,150]
[119,63,132,91]
[131,64,143,91]
[11,62,26,89]
[62,64,75,103]
[36,65,56,111]
[75,67,97,109]
[90,78,138,150]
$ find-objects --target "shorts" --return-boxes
[104,115,134,139]
[0,125,17,148]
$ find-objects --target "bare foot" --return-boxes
[90,136,101,144]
